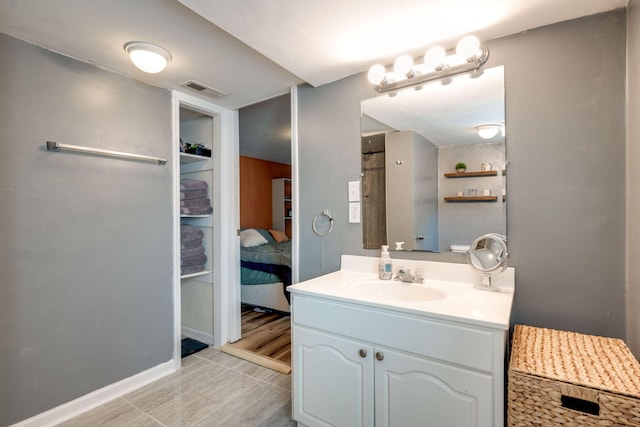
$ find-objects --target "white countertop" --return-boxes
[288,255,515,330]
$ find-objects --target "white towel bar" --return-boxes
[46,141,167,165]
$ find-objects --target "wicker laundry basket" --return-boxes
[508,325,640,426]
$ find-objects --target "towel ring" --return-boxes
[312,210,334,237]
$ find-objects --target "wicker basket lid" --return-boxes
[510,324,640,398]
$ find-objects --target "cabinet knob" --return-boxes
[359,349,367,358]
[375,351,384,361]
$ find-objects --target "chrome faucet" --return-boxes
[394,267,425,284]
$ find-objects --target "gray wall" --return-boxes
[298,11,627,341]
[0,34,173,425]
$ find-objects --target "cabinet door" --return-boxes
[292,326,374,427]
[375,347,493,427]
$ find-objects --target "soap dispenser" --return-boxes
[378,245,393,280]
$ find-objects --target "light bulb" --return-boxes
[367,64,386,85]
[456,36,480,61]
[424,46,446,70]
[124,42,171,74]
[393,54,413,76]
[476,125,501,139]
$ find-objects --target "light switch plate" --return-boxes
[349,202,361,223]
[348,181,360,202]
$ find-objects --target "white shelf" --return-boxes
[180,152,210,164]
[181,270,211,280]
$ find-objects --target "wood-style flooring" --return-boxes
[221,304,291,374]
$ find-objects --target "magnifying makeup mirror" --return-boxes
[466,233,508,291]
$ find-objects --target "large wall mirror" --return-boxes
[361,65,506,253]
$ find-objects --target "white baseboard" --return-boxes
[181,326,214,345]
[11,360,175,427]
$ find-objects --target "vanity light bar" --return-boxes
[369,36,490,94]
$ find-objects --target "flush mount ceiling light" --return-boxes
[368,35,489,94]
[124,41,171,74]
[476,124,502,139]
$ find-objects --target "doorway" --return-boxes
[224,91,294,371]
[172,91,240,367]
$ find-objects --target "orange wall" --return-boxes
[240,156,291,229]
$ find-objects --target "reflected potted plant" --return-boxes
[455,162,467,173]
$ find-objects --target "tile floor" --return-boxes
[57,346,294,427]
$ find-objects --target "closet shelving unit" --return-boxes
[180,152,213,279]
[272,178,292,237]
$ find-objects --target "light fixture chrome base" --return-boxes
[376,46,489,94]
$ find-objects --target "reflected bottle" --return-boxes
[378,245,393,280]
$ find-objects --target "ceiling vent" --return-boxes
[180,80,227,98]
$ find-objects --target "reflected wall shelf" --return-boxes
[444,170,498,178]
[444,196,498,202]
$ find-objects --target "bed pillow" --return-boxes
[240,228,276,243]
[240,228,268,247]
[269,229,289,243]
[255,228,276,243]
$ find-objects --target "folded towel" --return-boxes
[180,189,207,201]
[181,264,205,276]
[181,245,205,258]
[181,254,207,267]
[181,224,204,242]
[180,179,208,191]
[180,198,211,208]
[181,238,203,250]
[180,206,213,215]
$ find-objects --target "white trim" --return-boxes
[10,361,174,427]
[181,326,214,345]
[291,84,300,284]
[223,110,242,343]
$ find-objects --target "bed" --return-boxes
[240,228,291,312]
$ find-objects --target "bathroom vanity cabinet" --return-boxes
[291,294,506,427]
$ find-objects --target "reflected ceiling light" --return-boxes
[368,35,488,94]
[476,124,502,139]
[124,41,171,74]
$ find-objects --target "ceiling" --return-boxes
[0,0,627,110]
[0,0,627,164]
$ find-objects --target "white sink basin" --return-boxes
[347,280,445,302]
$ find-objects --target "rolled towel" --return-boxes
[181,224,204,242]
[181,264,205,276]
[180,198,211,208]
[181,254,207,267]
[180,206,213,215]
[180,189,207,200]
[180,179,208,191]
[181,238,203,250]
[450,244,471,253]
[181,245,205,258]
